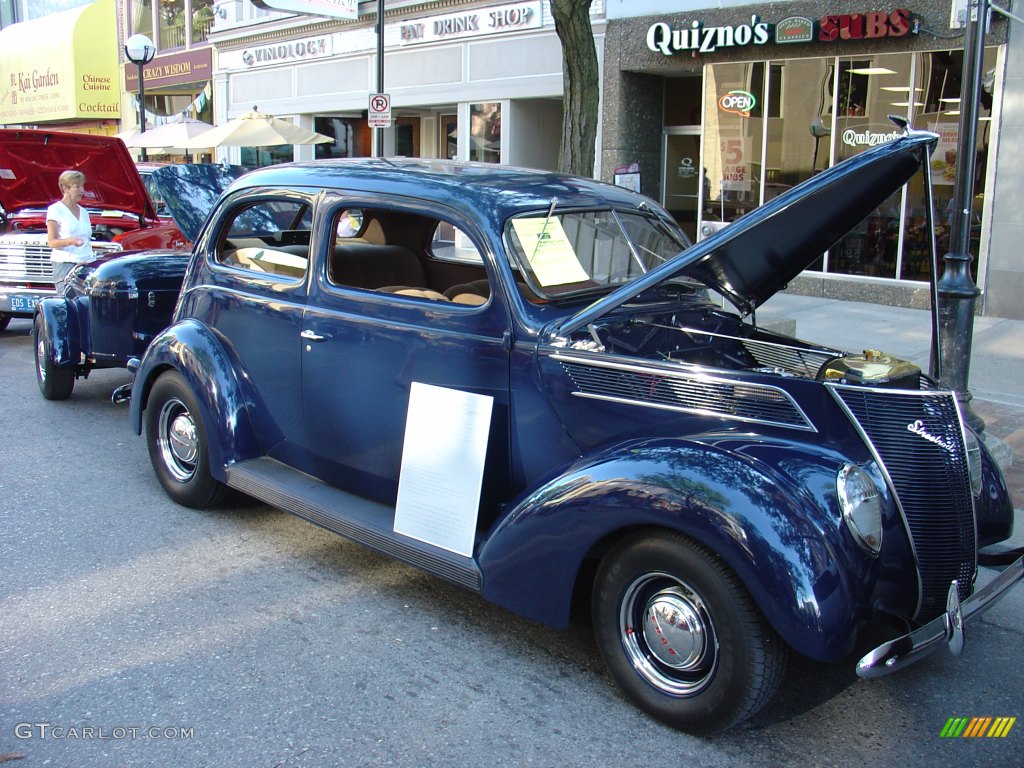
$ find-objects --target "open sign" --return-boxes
[718,90,756,117]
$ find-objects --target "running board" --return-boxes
[225,457,482,592]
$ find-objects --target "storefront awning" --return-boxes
[0,0,119,125]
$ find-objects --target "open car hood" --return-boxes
[0,129,157,221]
[147,163,251,243]
[557,128,938,337]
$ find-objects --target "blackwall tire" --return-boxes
[592,530,787,734]
[145,370,230,509]
[0,312,11,332]
[33,315,74,400]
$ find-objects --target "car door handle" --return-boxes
[300,329,328,341]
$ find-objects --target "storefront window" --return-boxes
[192,1,215,43]
[829,53,912,278]
[470,103,501,163]
[314,116,371,159]
[903,49,994,283]
[396,117,420,157]
[697,48,995,283]
[129,0,153,38]
[158,0,186,50]
[702,63,764,228]
[441,114,458,159]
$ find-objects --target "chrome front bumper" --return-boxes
[857,555,1024,678]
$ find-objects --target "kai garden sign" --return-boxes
[646,10,918,56]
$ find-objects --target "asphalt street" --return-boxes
[1,315,1022,768]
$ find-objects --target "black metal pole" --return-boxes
[376,0,384,157]
[137,62,148,163]
[934,0,987,432]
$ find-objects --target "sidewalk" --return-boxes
[759,292,1024,548]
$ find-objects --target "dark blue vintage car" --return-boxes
[125,128,1021,733]
[32,164,249,399]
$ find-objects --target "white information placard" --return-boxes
[394,383,493,557]
[510,217,589,287]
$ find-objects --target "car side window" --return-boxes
[430,222,483,265]
[325,207,491,306]
[216,199,311,280]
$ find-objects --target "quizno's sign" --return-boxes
[647,10,917,55]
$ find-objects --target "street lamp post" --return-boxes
[375,0,384,157]
[124,33,156,162]
[933,0,988,432]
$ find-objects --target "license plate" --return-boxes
[9,295,40,312]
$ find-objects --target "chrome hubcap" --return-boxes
[36,338,47,382]
[643,588,708,669]
[158,397,198,482]
[620,573,718,697]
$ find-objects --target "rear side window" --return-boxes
[216,199,311,280]
[431,222,483,264]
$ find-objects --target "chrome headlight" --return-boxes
[837,463,882,557]
[964,430,983,497]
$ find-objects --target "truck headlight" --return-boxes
[837,464,882,556]
[965,430,983,497]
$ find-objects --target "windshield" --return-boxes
[507,208,689,300]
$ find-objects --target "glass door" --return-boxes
[662,129,702,242]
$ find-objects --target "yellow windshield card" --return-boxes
[511,217,589,286]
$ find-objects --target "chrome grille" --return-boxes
[740,338,837,378]
[0,242,54,280]
[832,386,976,617]
[555,353,814,430]
[0,240,121,283]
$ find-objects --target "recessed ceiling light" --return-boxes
[848,67,898,75]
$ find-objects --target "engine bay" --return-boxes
[562,300,923,389]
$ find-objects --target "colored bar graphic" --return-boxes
[940,716,1016,738]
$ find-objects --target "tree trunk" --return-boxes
[551,0,599,178]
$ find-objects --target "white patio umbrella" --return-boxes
[181,107,332,149]
[126,118,215,149]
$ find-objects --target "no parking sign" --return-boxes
[369,93,391,128]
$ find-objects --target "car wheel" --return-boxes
[145,370,230,509]
[592,531,787,734]
[0,312,11,332]
[33,315,74,400]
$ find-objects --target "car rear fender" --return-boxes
[129,318,259,479]
[477,438,864,662]
[34,296,82,367]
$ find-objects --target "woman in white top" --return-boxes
[46,170,94,286]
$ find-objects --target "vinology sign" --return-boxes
[647,9,918,56]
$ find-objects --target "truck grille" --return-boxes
[0,240,122,283]
[0,242,54,281]
[831,385,976,618]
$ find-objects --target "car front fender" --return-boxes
[34,296,82,367]
[477,438,867,662]
[129,319,258,479]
